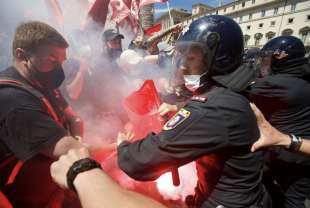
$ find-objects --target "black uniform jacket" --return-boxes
[118,85,264,207]
[249,63,310,166]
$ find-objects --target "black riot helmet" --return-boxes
[258,36,308,76]
[177,15,244,74]
[175,15,244,89]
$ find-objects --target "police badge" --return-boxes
[163,108,191,130]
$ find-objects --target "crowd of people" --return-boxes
[0,13,309,208]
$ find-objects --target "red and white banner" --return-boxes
[110,0,131,23]
[144,23,161,36]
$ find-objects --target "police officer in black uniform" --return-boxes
[117,15,271,208]
[249,36,310,208]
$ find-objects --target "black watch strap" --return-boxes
[287,134,303,152]
[67,158,102,193]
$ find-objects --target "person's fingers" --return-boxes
[117,132,126,145]
[250,103,265,124]
[251,141,260,152]
[158,103,166,113]
[50,162,57,178]
[126,131,135,141]
[159,108,169,116]
[79,147,90,158]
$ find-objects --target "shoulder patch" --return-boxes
[163,108,191,130]
[191,95,207,102]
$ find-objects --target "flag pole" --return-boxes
[166,1,174,26]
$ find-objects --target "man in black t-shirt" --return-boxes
[0,21,86,207]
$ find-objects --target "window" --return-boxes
[266,31,276,40]
[252,0,255,4]
[282,28,293,36]
[307,15,310,21]
[291,3,296,12]
[224,8,226,12]
[242,2,245,7]
[240,16,243,22]
[261,10,266,17]
[216,10,218,15]
[274,7,278,15]
[254,33,263,46]
[249,13,252,20]
[288,18,294,24]
[259,23,264,28]
[299,27,310,43]
[232,5,235,10]
[247,25,251,30]
[244,34,250,47]
[270,21,276,27]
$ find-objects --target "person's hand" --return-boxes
[117,131,135,146]
[50,148,90,189]
[158,102,178,117]
[250,103,288,152]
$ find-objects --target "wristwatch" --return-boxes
[287,134,303,152]
[67,158,102,193]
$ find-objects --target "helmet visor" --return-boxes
[255,50,273,77]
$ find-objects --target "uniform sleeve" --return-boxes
[117,99,230,181]
[248,77,287,119]
[3,91,67,161]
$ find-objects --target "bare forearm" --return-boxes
[74,169,166,208]
[299,138,310,155]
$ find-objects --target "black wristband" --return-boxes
[287,134,303,152]
[67,158,102,193]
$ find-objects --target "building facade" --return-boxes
[157,0,310,50]
[192,3,213,15]
[154,9,191,31]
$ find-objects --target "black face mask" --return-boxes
[107,48,122,60]
[32,65,65,89]
[23,52,65,89]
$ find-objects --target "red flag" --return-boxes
[110,0,131,24]
[144,23,161,36]
[123,80,164,139]
[44,0,64,31]
[88,0,110,27]
[139,0,168,8]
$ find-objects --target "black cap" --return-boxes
[102,29,124,42]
